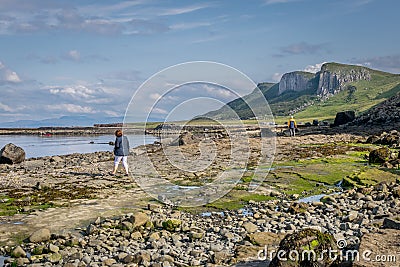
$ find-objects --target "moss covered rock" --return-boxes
[369,147,389,164]
[162,219,181,231]
[269,228,340,267]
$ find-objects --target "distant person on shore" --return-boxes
[111,130,130,176]
[288,116,297,137]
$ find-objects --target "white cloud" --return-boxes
[66,50,81,61]
[0,102,12,112]
[170,22,211,30]
[271,72,283,82]
[351,55,400,73]
[150,107,168,114]
[150,93,161,100]
[48,84,97,99]
[202,84,236,100]
[303,62,327,73]
[4,70,21,82]
[264,0,300,5]
[0,61,22,83]
[159,4,211,16]
[46,104,95,114]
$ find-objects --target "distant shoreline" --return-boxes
[0,126,146,136]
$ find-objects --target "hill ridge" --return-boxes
[202,62,400,121]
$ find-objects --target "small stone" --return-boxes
[189,227,204,240]
[131,231,142,240]
[213,250,231,264]
[69,251,83,260]
[48,244,59,253]
[82,255,91,264]
[11,246,26,258]
[103,258,117,266]
[16,258,30,266]
[47,253,62,263]
[118,252,129,262]
[346,210,358,222]
[123,254,134,264]
[148,232,161,241]
[86,224,98,235]
[120,221,133,231]
[243,222,258,233]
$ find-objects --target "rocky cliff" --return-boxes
[278,71,315,95]
[317,63,371,98]
[278,63,372,98]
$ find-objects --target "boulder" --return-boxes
[333,110,355,127]
[129,212,149,229]
[170,132,196,146]
[269,228,340,267]
[382,218,400,230]
[0,143,25,164]
[247,232,284,246]
[369,147,389,164]
[29,228,51,243]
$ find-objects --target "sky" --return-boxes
[0,0,399,124]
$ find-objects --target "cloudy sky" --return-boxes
[0,0,399,124]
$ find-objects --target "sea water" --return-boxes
[0,135,158,159]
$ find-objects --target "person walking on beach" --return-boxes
[111,130,130,176]
[288,116,297,137]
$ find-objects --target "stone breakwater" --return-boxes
[1,182,399,266]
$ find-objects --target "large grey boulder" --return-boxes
[0,143,25,164]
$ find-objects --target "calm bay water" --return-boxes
[0,135,158,158]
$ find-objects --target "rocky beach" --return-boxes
[0,124,399,266]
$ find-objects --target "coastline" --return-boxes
[0,128,399,266]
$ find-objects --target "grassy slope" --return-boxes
[295,70,400,121]
[196,63,400,124]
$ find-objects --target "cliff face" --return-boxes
[317,64,371,98]
[278,72,315,95]
[278,63,372,98]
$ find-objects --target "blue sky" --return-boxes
[0,0,399,124]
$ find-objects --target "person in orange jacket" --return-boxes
[288,116,297,137]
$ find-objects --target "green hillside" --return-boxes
[295,69,400,121]
[202,63,400,122]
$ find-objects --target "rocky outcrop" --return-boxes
[366,130,400,148]
[349,92,400,129]
[278,71,315,95]
[278,64,372,98]
[317,64,371,98]
[0,143,25,164]
[333,110,356,127]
